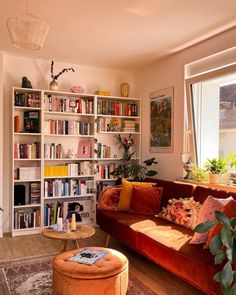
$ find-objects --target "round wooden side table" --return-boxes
[41,225,95,252]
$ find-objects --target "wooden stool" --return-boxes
[52,247,129,295]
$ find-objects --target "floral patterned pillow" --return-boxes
[158,197,201,229]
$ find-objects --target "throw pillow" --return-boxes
[158,197,201,229]
[117,179,154,211]
[204,198,236,249]
[97,186,121,210]
[190,195,234,244]
[129,186,163,215]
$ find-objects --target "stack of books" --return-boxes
[122,120,136,132]
[30,182,41,204]
[19,167,40,180]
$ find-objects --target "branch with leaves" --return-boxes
[194,211,236,294]
[51,61,75,81]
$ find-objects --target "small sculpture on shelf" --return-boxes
[21,76,32,88]
[50,60,75,91]
[183,158,194,180]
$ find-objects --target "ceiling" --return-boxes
[1,0,236,70]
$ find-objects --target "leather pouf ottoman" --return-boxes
[52,247,129,295]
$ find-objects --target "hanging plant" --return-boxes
[50,61,75,81]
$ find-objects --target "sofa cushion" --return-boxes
[158,197,201,229]
[145,178,195,207]
[129,186,163,215]
[190,195,233,244]
[97,186,121,210]
[117,179,153,211]
[205,199,236,248]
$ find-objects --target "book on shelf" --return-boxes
[44,199,92,226]
[44,94,94,114]
[24,111,40,133]
[44,162,92,177]
[44,143,64,159]
[97,143,111,158]
[97,100,137,116]
[15,92,40,108]
[14,184,26,206]
[96,163,117,180]
[14,208,40,229]
[18,167,40,180]
[30,182,41,204]
[44,179,93,197]
[14,142,41,159]
[78,141,91,158]
[67,248,108,265]
[44,119,92,135]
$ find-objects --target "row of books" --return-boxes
[96,163,117,180]
[14,182,40,206]
[44,200,91,226]
[44,179,93,197]
[15,92,40,108]
[122,120,136,132]
[14,142,41,159]
[44,95,94,114]
[44,143,64,159]
[97,143,111,158]
[14,208,41,229]
[97,100,138,116]
[44,162,92,177]
[16,167,41,180]
[44,119,92,135]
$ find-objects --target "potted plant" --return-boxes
[191,165,209,182]
[204,151,236,184]
[111,134,158,182]
[194,211,236,294]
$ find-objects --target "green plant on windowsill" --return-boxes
[194,211,236,295]
[191,165,209,182]
[204,151,236,184]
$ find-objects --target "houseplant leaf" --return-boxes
[146,170,157,177]
[230,217,236,228]
[213,271,222,283]
[215,251,226,264]
[221,225,233,248]
[230,283,236,295]
[221,261,233,288]
[195,221,217,233]
[210,233,222,255]
[216,211,231,227]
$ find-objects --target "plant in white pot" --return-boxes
[204,151,236,184]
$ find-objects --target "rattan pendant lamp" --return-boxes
[7,0,49,50]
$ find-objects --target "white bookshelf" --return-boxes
[11,87,141,236]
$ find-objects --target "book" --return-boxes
[24,111,40,133]
[67,248,108,265]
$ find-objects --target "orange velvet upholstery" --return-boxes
[97,179,236,295]
[52,247,128,295]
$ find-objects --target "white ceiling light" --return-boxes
[6,0,49,50]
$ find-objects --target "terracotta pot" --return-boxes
[209,173,230,185]
[49,79,58,91]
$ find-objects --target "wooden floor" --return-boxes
[0,228,206,295]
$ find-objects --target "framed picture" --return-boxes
[150,86,174,153]
[78,141,91,158]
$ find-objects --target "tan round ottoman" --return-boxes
[52,247,129,295]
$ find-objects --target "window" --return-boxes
[185,64,236,172]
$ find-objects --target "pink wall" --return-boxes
[135,26,236,180]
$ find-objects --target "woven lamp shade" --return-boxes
[7,13,49,50]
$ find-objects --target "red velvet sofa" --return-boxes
[97,178,236,295]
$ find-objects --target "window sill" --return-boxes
[176,177,236,193]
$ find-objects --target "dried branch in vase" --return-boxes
[50,61,75,81]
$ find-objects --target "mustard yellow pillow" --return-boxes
[117,179,153,211]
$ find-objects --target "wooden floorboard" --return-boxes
[0,228,206,295]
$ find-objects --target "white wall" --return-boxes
[2,54,134,233]
[0,52,3,237]
[135,26,236,180]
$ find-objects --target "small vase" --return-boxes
[71,213,76,231]
[120,82,130,97]
[49,79,58,91]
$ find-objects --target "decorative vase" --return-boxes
[49,79,58,91]
[71,213,76,231]
[120,82,130,97]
